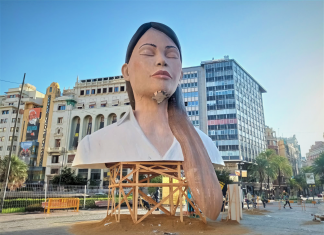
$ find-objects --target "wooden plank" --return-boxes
[118,163,123,222]
[138,190,170,215]
[169,177,174,214]
[110,189,133,214]
[181,189,206,224]
[136,187,179,224]
[138,164,180,180]
[110,183,187,187]
[120,167,140,183]
[134,164,139,222]
[179,187,183,222]
[121,188,135,223]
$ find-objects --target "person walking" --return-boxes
[283,192,292,209]
[251,194,257,208]
[261,192,267,208]
[246,192,253,209]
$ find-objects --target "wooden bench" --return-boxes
[43,198,80,214]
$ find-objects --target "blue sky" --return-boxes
[1,0,323,156]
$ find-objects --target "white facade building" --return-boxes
[0,84,44,159]
[45,76,129,186]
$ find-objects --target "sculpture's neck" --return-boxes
[133,95,174,157]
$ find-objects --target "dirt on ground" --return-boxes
[302,220,323,225]
[69,214,251,235]
[243,208,271,216]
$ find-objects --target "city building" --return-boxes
[305,140,324,167]
[278,135,302,175]
[0,84,44,159]
[45,76,129,186]
[181,66,207,133]
[265,126,279,154]
[19,83,61,183]
[200,56,267,174]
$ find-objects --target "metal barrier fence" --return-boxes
[0,183,114,214]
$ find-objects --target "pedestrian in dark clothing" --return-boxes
[261,192,267,208]
[283,193,292,209]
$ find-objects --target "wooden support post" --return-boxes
[179,187,183,222]
[134,164,139,222]
[169,177,174,214]
[118,163,123,222]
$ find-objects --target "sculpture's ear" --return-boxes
[121,63,130,81]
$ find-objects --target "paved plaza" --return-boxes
[0,203,323,235]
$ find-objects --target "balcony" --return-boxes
[47,147,64,153]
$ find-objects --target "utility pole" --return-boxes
[0,73,26,213]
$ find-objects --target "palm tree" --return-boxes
[248,154,269,192]
[269,155,293,194]
[312,152,324,182]
[0,155,28,191]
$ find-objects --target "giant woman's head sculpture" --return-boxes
[121,22,223,220]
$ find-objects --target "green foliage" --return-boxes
[0,155,28,190]
[2,207,26,214]
[52,167,87,185]
[248,154,269,191]
[148,175,162,195]
[312,152,324,179]
[215,169,233,184]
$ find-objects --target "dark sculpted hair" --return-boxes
[125,21,212,163]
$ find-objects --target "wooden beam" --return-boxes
[136,187,180,224]
[181,189,206,224]
[179,187,183,222]
[138,164,180,180]
[120,167,140,183]
[134,164,139,222]
[138,190,170,215]
[118,163,123,222]
[121,188,135,223]
[110,189,133,214]
[110,183,187,187]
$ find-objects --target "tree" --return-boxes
[215,169,233,184]
[0,155,28,191]
[269,154,292,193]
[248,154,269,192]
[52,167,87,185]
[148,175,162,195]
[312,152,324,183]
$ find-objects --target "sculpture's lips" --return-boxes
[151,70,172,79]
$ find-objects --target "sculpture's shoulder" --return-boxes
[194,127,225,166]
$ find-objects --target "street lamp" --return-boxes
[237,162,245,187]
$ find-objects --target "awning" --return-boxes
[76,103,84,107]
[101,100,107,104]
[88,102,96,105]
[124,98,130,103]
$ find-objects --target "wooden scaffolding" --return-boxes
[106,161,207,224]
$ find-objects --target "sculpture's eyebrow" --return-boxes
[139,44,178,50]
[139,43,156,49]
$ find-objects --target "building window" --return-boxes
[55,139,61,147]
[101,104,106,107]
[51,169,59,174]
[50,87,53,92]
[12,110,17,114]
[78,169,88,180]
[78,107,83,109]
[2,110,9,115]
[10,127,14,132]
[0,128,2,132]
[67,155,75,163]
[80,90,84,95]
[0,119,8,123]
[58,105,66,110]
[12,118,16,123]
[52,155,59,163]
[89,105,95,109]
[0,146,2,151]
[103,88,107,93]
[0,137,4,142]
[114,87,119,92]
[58,117,63,123]
[108,87,113,92]
[7,146,11,151]
[9,95,15,98]
[13,145,16,151]
[17,118,20,123]
[97,89,101,94]
[9,136,17,141]
[9,103,13,106]
[86,90,90,95]
[3,127,7,132]
[120,86,125,91]
[91,89,95,94]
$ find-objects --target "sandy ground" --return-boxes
[69,214,251,235]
